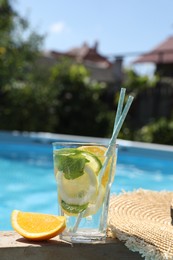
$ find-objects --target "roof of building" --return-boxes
[50,42,112,68]
[133,36,173,64]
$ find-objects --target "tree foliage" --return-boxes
[135,118,173,145]
[122,69,158,95]
[0,0,43,89]
[0,0,50,132]
[49,59,114,136]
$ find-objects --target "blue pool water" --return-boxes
[0,133,173,230]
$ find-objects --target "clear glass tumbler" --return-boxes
[53,142,118,243]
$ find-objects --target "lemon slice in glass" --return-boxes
[57,164,98,206]
[78,146,114,187]
[79,151,102,175]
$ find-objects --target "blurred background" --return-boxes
[1,0,173,145]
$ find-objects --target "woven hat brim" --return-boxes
[108,189,173,259]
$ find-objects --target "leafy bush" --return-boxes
[123,68,158,94]
[49,59,114,137]
[135,118,173,145]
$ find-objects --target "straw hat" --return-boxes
[108,189,173,260]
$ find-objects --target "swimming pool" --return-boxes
[1,131,173,231]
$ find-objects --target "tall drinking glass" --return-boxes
[53,142,118,243]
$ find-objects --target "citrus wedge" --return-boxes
[78,145,107,156]
[57,164,98,206]
[11,210,66,241]
[79,151,102,175]
[78,145,113,187]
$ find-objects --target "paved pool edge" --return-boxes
[0,231,142,260]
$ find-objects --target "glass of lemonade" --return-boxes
[53,142,118,243]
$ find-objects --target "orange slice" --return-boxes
[11,210,66,241]
[78,145,107,158]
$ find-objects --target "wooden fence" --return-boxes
[129,82,173,128]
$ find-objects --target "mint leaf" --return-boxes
[54,148,89,179]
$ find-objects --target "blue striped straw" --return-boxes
[98,92,134,183]
[106,95,134,156]
[114,88,126,129]
[99,93,134,227]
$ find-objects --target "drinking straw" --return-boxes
[97,95,134,185]
[114,88,126,129]
[106,95,134,156]
[72,211,85,233]
[102,88,127,181]
[99,93,134,229]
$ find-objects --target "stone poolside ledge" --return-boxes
[0,231,142,260]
